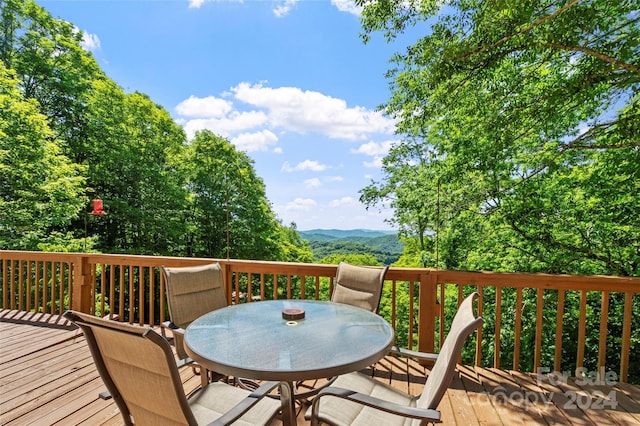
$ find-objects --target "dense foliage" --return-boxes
[358,0,639,277]
[0,0,311,261]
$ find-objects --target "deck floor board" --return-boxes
[2,309,638,426]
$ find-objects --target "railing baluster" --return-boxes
[159,265,166,323]
[513,287,522,371]
[494,286,502,369]
[9,260,15,310]
[26,261,32,312]
[99,264,106,317]
[58,261,63,314]
[409,280,415,350]
[439,282,445,350]
[118,265,125,320]
[577,290,587,371]
[128,265,134,323]
[43,261,49,314]
[149,266,155,326]
[391,279,397,337]
[272,274,278,300]
[1,259,7,309]
[597,291,610,382]
[534,287,544,373]
[554,289,565,373]
[18,260,24,311]
[476,285,484,367]
[138,265,144,325]
[620,292,633,382]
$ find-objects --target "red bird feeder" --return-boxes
[90,199,106,215]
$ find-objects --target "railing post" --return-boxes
[222,261,233,306]
[417,271,437,354]
[72,255,92,313]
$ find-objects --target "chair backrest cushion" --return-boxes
[162,263,227,329]
[63,310,196,425]
[330,262,389,313]
[416,292,484,413]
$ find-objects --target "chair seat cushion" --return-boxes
[308,372,418,426]
[189,382,280,426]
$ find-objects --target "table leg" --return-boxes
[279,381,295,426]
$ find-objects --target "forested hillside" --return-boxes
[0,0,313,263]
[300,230,403,264]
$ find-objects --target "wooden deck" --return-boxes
[1,309,639,426]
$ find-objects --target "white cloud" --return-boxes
[273,147,283,154]
[72,26,100,51]
[182,110,268,139]
[353,140,395,168]
[364,157,383,168]
[285,198,317,211]
[352,140,395,156]
[81,32,101,51]
[330,196,358,207]
[281,160,328,172]
[175,95,232,118]
[273,0,299,17]
[188,0,243,9]
[175,83,396,148]
[331,0,362,16]
[304,178,322,189]
[303,176,344,189]
[231,82,396,140]
[231,130,278,152]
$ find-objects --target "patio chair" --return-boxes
[290,262,390,402]
[63,310,281,426]
[330,261,389,313]
[161,262,228,387]
[307,292,484,426]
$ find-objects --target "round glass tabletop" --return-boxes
[184,300,395,382]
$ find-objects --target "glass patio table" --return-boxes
[184,299,395,426]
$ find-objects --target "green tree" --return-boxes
[276,222,314,263]
[0,0,104,155]
[82,79,190,254]
[0,62,86,250]
[358,0,640,276]
[182,130,282,260]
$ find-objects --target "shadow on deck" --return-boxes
[1,309,638,425]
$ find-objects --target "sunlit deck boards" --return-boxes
[2,309,639,426]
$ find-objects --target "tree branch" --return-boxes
[460,0,582,61]
[539,42,640,75]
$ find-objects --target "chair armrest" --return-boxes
[160,321,182,338]
[209,381,281,426]
[390,345,438,362]
[160,323,190,360]
[310,386,441,422]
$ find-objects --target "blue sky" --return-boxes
[40,0,420,231]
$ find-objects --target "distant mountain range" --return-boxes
[299,229,397,239]
[299,229,403,264]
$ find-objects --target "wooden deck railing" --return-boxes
[1,250,639,384]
